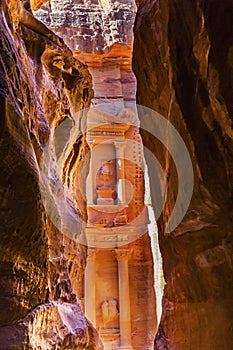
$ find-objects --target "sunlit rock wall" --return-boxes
[0,0,102,348]
[34,0,136,53]
[34,0,137,106]
[133,1,233,349]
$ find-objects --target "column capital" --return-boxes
[87,248,97,261]
[115,248,129,261]
[114,140,126,150]
[87,139,96,149]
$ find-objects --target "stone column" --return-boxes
[85,248,96,327]
[115,249,133,350]
[87,140,95,205]
[114,141,126,204]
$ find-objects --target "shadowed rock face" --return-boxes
[133,0,233,349]
[0,0,103,348]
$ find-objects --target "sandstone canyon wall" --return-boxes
[0,0,102,348]
[133,1,233,349]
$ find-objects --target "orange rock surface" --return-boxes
[0,0,101,348]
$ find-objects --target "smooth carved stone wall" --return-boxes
[84,117,157,348]
[0,0,102,348]
[133,1,233,349]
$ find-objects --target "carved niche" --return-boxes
[101,298,119,326]
[96,160,117,204]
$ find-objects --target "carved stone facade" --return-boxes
[84,108,156,349]
[34,2,157,349]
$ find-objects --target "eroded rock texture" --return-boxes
[0,302,102,349]
[34,0,137,107]
[133,1,233,349]
[34,0,136,54]
[0,0,102,348]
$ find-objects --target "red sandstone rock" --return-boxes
[0,0,100,348]
[0,302,103,349]
[2,0,231,349]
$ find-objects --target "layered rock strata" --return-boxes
[34,0,137,106]
[34,0,136,54]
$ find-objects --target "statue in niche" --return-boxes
[101,298,118,325]
[96,160,116,189]
[96,160,117,204]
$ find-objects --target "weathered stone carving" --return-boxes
[101,298,119,325]
[96,160,116,189]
